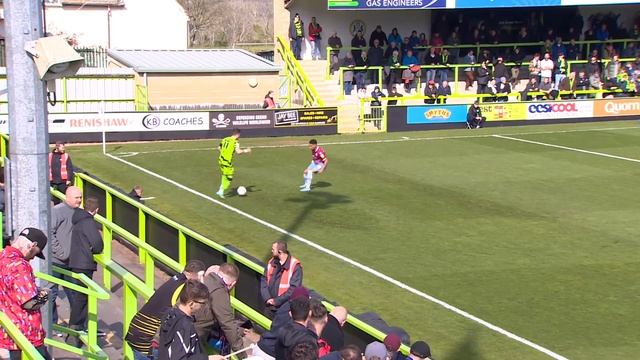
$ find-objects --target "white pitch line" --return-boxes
[105,152,568,360]
[113,125,640,156]
[494,134,640,164]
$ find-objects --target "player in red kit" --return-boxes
[300,139,328,192]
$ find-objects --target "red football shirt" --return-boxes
[312,146,327,164]
[0,246,45,349]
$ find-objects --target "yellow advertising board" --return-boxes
[478,103,527,121]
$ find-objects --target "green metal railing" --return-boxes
[326,38,638,79]
[135,84,150,111]
[0,311,45,359]
[0,131,417,357]
[73,172,413,356]
[276,35,324,108]
[37,266,110,359]
[0,74,146,114]
[336,57,637,101]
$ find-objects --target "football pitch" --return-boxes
[71,121,640,360]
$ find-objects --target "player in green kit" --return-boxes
[216,129,251,198]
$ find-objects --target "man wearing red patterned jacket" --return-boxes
[300,139,328,192]
[0,228,51,359]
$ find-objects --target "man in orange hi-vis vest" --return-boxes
[260,241,303,317]
[48,142,74,201]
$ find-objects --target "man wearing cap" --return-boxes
[384,333,403,360]
[409,340,433,360]
[0,227,51,359]
[364,341,388,360]
[49,141,74,202]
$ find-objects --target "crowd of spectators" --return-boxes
[1,196,433,360]
[321,9,640,102]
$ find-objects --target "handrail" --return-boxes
[76,172,265,274]
[323,301,411,355]
[73,176,270,359]
[276,35,324,108]
[0,311,45,360]
[75,170,414,356]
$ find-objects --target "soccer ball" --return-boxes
[237,186,247,196]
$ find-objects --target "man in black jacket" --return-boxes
[368,39,385,85]
[158,279,223,360]
[66,197,103,347]
[275,297,317,360]
[467,101,486,129]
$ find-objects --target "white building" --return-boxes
[1,0,188,49]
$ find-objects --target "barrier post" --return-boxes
[138,208,146,264]
[103,192,113,288]
[178,230,187,266]
[63,77,68,113]
[326,47,332,80]
[339,69,345,100]
[122,282,136,360]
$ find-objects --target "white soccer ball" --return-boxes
[237,186,247,196]
[248,77,258,88]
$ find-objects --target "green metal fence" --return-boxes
[327,38,637,79]
[276,35,325,108]
[0,133,413,357]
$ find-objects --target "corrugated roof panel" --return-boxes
[107,49,280,73]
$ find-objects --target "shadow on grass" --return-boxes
[444,330,484,360]
[275,190,352,244]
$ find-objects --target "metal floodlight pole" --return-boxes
[5,0,52,337]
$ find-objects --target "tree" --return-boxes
[178,0,273,48]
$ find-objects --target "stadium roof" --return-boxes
[107,49,280,73]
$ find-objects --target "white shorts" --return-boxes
[306,161,323,173]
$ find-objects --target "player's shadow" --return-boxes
[445,330,484,360]
[313,181,332,188]
[278,190,351,243]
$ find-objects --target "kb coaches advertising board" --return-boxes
[48,112,209,133]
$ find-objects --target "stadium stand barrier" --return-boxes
[337,56,635,102]
[326,38,636,80]
[276,35,325,108]
[135,84,149,111]
[0,133,412,357]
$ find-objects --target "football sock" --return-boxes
[303,171,312,188]
[221,176,231,192]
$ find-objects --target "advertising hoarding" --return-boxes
[525,101,593,120]
[407,105,468,124]
[328,0,446,10]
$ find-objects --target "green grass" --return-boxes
[70,121,640,360]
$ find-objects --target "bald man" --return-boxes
[49,186,83,327]
[321,306,348,351]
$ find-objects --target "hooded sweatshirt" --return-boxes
[158,307,207,360]
[68,209,103,271]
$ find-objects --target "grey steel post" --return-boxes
[5,0,52,337]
